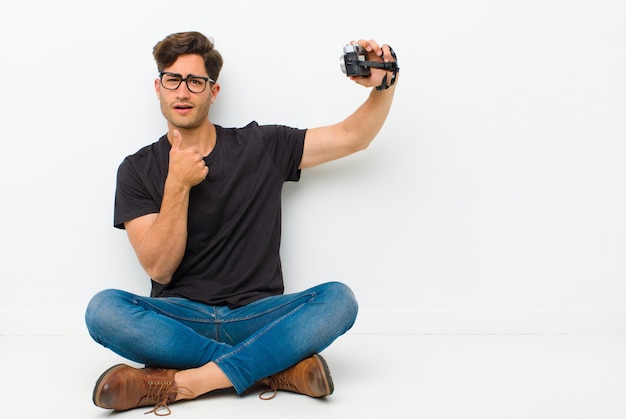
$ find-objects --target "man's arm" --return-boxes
[125,130,209,284]
[300,39,398,169]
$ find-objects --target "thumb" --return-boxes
[171,129,183,150]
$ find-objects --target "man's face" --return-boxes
[155,54,218,130]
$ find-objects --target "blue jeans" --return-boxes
[84,281,358,394]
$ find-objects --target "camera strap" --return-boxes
[359,45,399,91]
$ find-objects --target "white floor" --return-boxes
[2,333,626,419]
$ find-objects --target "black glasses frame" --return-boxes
[159,72,215,93]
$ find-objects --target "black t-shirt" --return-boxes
[114,121,306,308]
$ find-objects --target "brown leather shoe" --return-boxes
[92,364,187,415]
[259,354,334,399]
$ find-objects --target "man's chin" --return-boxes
[166,117,202,130]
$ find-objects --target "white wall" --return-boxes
[1,0,625,335]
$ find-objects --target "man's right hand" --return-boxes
[168,129,209,188]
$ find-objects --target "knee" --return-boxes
[322,282,359,326]
[84,289,127,338]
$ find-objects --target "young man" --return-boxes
[85,31,398,415]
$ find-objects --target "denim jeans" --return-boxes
[84,281,358,394]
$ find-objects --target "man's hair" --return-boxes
[153,31,223,82]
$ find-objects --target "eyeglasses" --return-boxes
[159,72,214,93]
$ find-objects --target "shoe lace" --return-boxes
[258,372,297,400]
[143,383,194,416]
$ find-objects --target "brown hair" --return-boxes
[153,31,223,82]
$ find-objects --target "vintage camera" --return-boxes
[340,44,371,77]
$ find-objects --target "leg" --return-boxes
[213,281,358,393]
[86,282,358,410]
[86,289,236,412]
[85,282,358,376]
[85,289,233,369]
[159,281,358,399]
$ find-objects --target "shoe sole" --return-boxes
[313,354,334,396]
[92,363,128,408]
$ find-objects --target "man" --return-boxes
[85,31,398,415]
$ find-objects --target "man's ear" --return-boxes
[210,83,221,104]
[155,78,161,99]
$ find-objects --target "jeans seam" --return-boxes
[131,293,316,324]
[214,300,307,364]
[132,296,218,324]
[219,292,316,324]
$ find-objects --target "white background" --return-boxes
[1,0,625,335]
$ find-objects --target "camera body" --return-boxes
[340,44,371,77]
